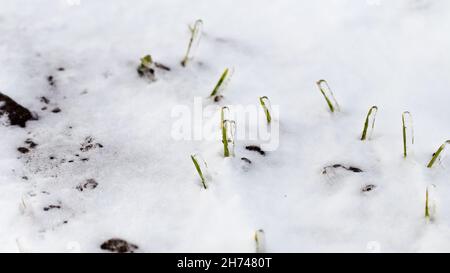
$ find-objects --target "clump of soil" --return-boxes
[43,204,61,211]
[76,178,98,191]
[0,92,36,127]
[362,184,376,192]
[137,65,155,80]
[17,147,30,154]
[322,164,363,175]
[100,238,138,253]
[47,75,55,86]
[241,157,252,164]
[25,139,38,148]
[245,145,266,156]
[51,107,61,113]
[214,95,224,102]
[40,96,50,104]
[80,136,104,152]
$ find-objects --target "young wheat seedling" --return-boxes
[137,55,156,80]
[259,96,272,123]
[191,154,208,189]
[181,19,203,67]
[254,229,266,253]
[402,111,414,158]
[222,120,236,157]
[220,106,230,129]
[425,187,430,219]
[210,68,234,98]
[141,55,152,67]
[361,106,378,141]
[425,185,436,221]
[316,79,340,113]
[427,140,450,168]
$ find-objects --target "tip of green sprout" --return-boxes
[259,96,272,123]
[427,140,450,168]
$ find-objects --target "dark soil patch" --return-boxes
[80,136,103,152]
[137,65,155,81]
[51,107,61,113]
[43,204,61,211]
[47,75,55,86]
[362,184,376,192]
[76,178,98,191]
[100,238,138,253]
[0,92,36,127]
[214,95,224,102]
[40,96,50,104]
[245,145,265,156]
[17,147,30,154]
[241,157,252,164]
[25,139,38,148]
[322,164,363,175]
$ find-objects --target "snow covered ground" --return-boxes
[1,0,450,252]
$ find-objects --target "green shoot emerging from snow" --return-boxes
[140,55,153,68]
[181,19,203,67]
[361,106,378,141]
[220,106,230,129]
[402,111,414,158]
[254,229,265,253]
[191,154,208,189]
[425,185,436,221]
[210,68,233,97]
[222,120,236,157]
[427,140,450,168]
[425,187,430,219]
[259,96,272,123]
[316,79,340,113]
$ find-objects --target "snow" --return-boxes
[1,0,450,252]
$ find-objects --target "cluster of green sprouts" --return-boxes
[316,79,340,113]
[361,106,378,141]
[427,140,450,168]
[259,96,272,123]
[181,19,203,67]
[402,111,414,158]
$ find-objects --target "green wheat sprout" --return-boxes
[316,79,340,113]
[191,154,208,189]
[427,140,450,168]
[259,96,272,123]
[220,106,230,129]
[254,229,265,253]
[425,187,430,219]
[210,68,233,97]
[222,120,236,157]
[361,106,378,141]
[425,185,436,221]
[181,19,203,67]
[402,111,414,158]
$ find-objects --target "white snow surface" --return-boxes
[1,0,450,252]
